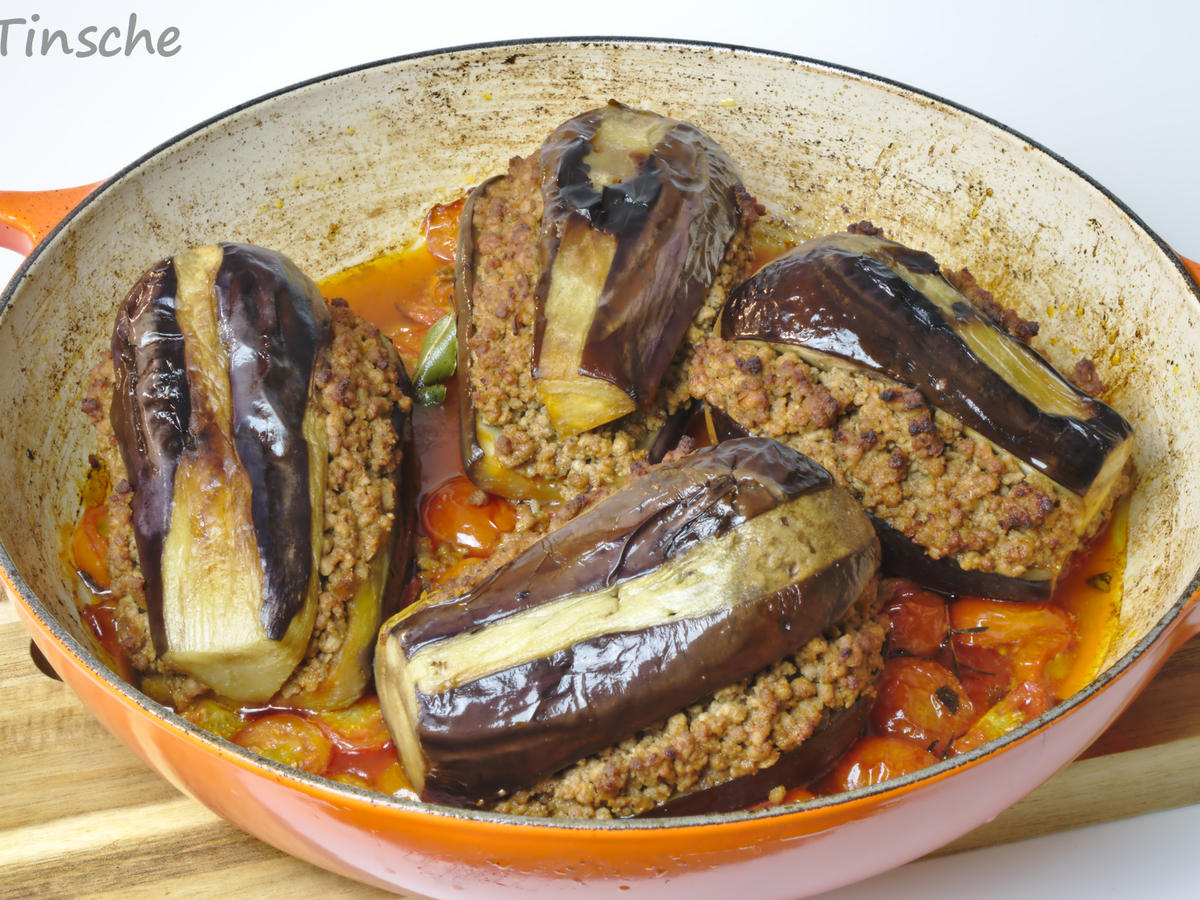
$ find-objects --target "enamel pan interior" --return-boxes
[1,34,1199,876]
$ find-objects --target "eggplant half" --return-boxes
[110,243,411,704]
[374,437,880,808]
[709,230,1133,598]
[454,102,749,499]
[531,101,743,436]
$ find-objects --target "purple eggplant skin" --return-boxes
[110,259,188,653]
[637,694,873,818]
[533,102,744,414]
[110,243,332,650]
[872,517,1052,601]
[453,177,484,484]
[376,437,881,806]
[216,244,331,639]
[721,232,1132,497]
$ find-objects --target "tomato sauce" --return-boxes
[69,200,1128,807]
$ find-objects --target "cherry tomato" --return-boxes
[233,713,333,775]
[313,696,392,752]
[385,299,455,366]
[945,642,1013,710]
[180,697,248,741]
[79,600,134,682]
[71,504,110,590]
[421,475,518,557]
[422,198,465,263]
[818,736,939,794]
[952,681,1051,754]
[327,771,372,790]
[376,760,418,798]
[880,579,949,657]
[950,597,1075,684]
[749,785,816,810]
[871,657,978,754]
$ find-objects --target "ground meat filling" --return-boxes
[688,338,1094,580]
[464,153,760,495]
[491,595,886,819]
[83,298,410,708]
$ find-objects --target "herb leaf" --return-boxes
[413,313,457,405]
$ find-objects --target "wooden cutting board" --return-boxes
[4,595,1200,900]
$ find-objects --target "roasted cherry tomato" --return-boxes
[79,600,134,682]
[422,198,465,264]
[945,642,1013,710]
[180,697,247,741]
[952,681,1051,754]
[233,713,333,775]
[871,657,977,755]
[313,696,392,752]
[818,735,940,794]
[71,504,110,590]
[376,760,418,798]
[421,475,518,557]
[748,785,816,810]
[950,597,1075,684]
[881,578,948,657]
[385,297,454,368]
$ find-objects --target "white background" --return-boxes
[3,1,1199,897]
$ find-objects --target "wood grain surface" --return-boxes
[4,595,1200,900]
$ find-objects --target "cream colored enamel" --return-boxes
[0,38,1196,779]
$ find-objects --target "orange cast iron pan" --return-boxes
[2,38,1199,899]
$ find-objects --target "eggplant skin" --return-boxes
[110,243,332,699]
[707,230,1134,598]
[110,258,189,652]
[720,231,1133,498]
[704,406,1055,600]
[872,517,1052,601]
[375,437,880,806]
[532,101,744,435]
[214,243,331,638]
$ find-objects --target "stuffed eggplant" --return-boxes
[689,229,1133,599]
[87,243,413,707]
[455,102,759,501]
[375,437,884,815]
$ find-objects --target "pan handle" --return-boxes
[1182,254,1200,286]
[0,184,102,256]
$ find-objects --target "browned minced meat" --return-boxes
[492,595,886,819]
[943,266,1040,344]
[463,153,760,497]
[1069,358,1107,398]
[82,299,411,709]
[688,338,1112,580]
